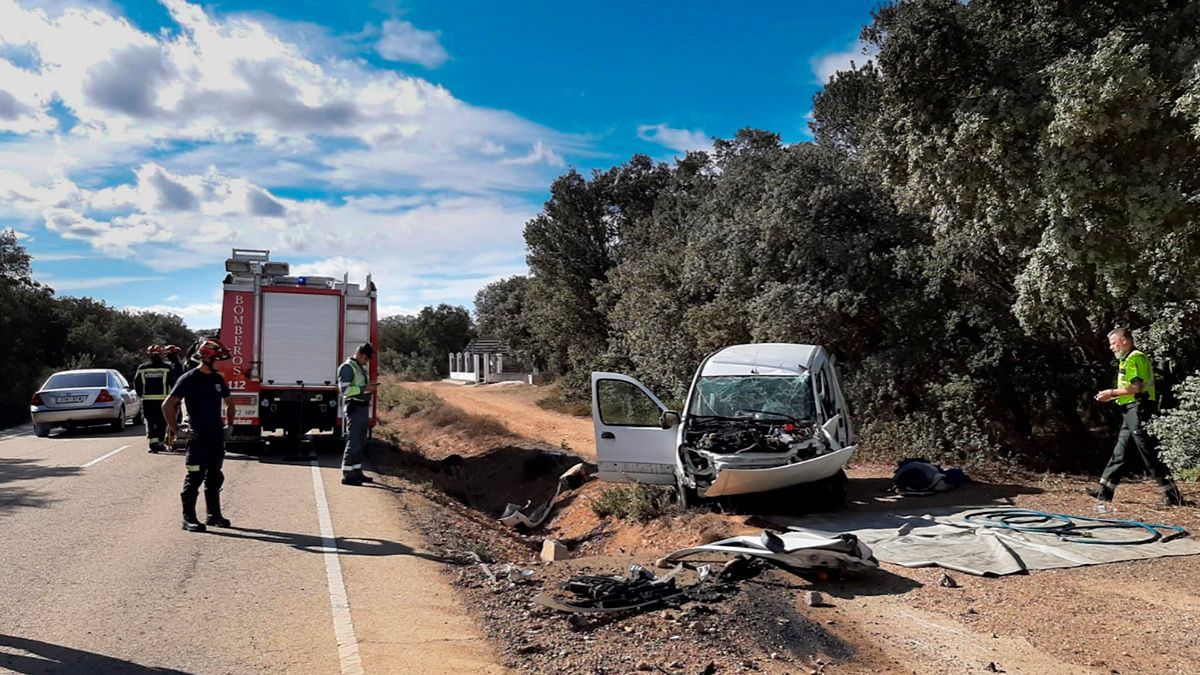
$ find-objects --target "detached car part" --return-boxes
[666,529,877,574]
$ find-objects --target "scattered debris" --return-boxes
[515,643,545,655]
[985,662,1005,673]
[499,563,536,584]
[499,462,591,528]
[533,565,690,615]
[804,590,826,607]
[541,539,569,562]
[667,529,877,574]
[465,551,498,584]
[939,573,959,588]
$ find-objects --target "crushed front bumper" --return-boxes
[699,445,856,497]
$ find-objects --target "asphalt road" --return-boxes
[0,423,502,674]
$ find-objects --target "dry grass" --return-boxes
[590,484,677,522]
[535,382,592,418]
[378,380,511,437]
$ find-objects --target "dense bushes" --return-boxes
[377,305,474,380]
[1149,375,1200,482]
[0,231,196,426]
[475,1,1200,470]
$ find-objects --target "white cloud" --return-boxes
[810,39,876,83]
[0,0,572,168]
[42,274,162,291]
[125,301,223,327]
[501,141,564,167]
[637,123,710,154]
[0,0,577,320]
[375,19,447,68]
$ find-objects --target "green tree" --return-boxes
[474,275,539,369]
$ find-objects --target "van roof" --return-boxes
[700,343,823,376]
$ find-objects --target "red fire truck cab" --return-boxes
[216,249,378,447]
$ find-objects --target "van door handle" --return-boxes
[600,432,615,439]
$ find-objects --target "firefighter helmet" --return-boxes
[164,344,181,355]
[147,344,165,356]
[193,339,232,363]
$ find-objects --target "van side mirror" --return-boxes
[660,410,681,429]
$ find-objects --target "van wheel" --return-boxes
[675,472,698,510]
[34,423,51,437]
[111,407,126,432]
[819,469,849,511]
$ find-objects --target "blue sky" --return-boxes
[0,0,879,327]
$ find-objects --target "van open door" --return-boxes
[591,372,677,485]
[825,357,854,447]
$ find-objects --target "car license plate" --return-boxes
[57,395,86,404]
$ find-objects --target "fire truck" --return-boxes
[216,249,378,447]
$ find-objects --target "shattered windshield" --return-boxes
[689,375,815,421]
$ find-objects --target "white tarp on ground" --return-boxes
[767,506,1200,576]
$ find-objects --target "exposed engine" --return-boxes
[681,417,835,492]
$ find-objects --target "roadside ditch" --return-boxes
[365,384,865,673]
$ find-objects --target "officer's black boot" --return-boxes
[181,492,207,532]
[1162,484,1188,507]
[204,489,231,527]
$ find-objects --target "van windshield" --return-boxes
[689,374,815,421]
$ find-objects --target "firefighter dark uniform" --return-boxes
[338,343,374,485]
[134,348,172,453]
[166,339,233,532]
[164,345,186,429]
[1093,347,1184,505]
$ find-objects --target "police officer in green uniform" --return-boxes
[1089,327,1185,506]
[338,343,375,486]
[134,345,172,453]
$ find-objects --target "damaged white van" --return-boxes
[592,343,856,506]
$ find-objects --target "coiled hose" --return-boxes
[962,508,1188,545]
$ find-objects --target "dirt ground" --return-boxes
[370,380,1200,675]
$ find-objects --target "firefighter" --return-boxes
[1089,327,1186,506]
[134,345,172,453]
[163,339,235,532]
[164,345,185,386]
[338,342,375,486]
[164,345,185,431]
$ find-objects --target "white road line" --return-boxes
[81,445,130,468]
[310,462,364,675]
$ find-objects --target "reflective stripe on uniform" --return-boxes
[341,463,362,471]
[186,465,201,472]
[136,366,173,398]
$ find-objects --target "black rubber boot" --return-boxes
[1085,486,1112,502]
[204,489,231,527]
[181,493,207,532]
[1162,485,1187,507]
